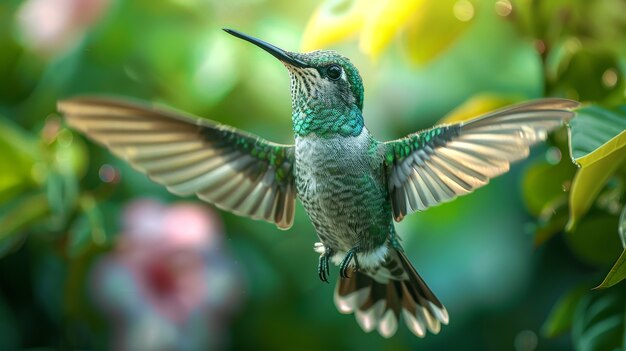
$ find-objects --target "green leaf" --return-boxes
[577,315,623,351]
[523,158,575,217]
[567,151,626,231]
[596,249,626,289]
[569,105,626,166]
[533,197,569,247]
[0,35,44,104]
[53,129,88,180]
[0,117,40,203]
[64,242,110,327]
[565,213,622,267]
[542,286,587,337]
[617,205,626,249]
[0,293,18,350]
[572,289,626,351]
[67,195,107,257]
[0,233,27,258]
[0,193,50,256]
[567,104,626,230]
[555,49,623,102]
[511,0,590,44]
[581,293,623,329]
[519,130,575,245]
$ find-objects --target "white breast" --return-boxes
[295,129,372,169]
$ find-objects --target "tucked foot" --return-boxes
[317,245,333,283]
[339,247,360,279]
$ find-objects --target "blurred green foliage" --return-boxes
[0,0,626,350]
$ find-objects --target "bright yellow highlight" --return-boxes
[301,0,366,53]
[301,0,476,64]
[359,0,425,58]
[439,94,520,124]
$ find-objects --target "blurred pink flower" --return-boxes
[91,199,242,350]
[16,0,110,56]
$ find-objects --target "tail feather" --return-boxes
[334,248,447,338]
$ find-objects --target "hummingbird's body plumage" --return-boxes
[296,129,390,260]
[288,50,394,267]
[58,29,579,338]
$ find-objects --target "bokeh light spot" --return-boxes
[453,0,474,22]
[495,0,512,17]
[514,330,538,351]
[602,68,618,88]
[565,37,582,54]
[545,147,562,165]
[56,129,74,148]
[42,114,61,142]
[99,164,120,183]
[562,180,572,192]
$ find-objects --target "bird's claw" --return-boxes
[318,247,333,283]
[339,247,360,279]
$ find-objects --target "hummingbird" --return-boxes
[58,28,579,338]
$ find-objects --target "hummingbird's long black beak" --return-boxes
[223,28,308,68]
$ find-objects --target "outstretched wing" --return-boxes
[59,97,297,229]
[384,98,579,221]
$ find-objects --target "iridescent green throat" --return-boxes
[292,105,364,138]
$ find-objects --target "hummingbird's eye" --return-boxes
[326,65,342,80]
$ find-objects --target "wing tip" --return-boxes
[56,99,69,113]
[57,95,114,110]
[536,97,580,110]
[564,99,581,110]
[276,221,293,230]
[57,97,98,115]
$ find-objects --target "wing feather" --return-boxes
[384,98,579,221]
[59,96,297,229]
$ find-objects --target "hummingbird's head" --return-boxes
[285,50,364,111]
[225,29,365,137]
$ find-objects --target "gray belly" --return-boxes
[295,134,391,253]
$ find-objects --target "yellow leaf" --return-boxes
[575,129,626,168]
[566,105,626,230]
[300,0,365,52]
[404,0,476,65]
[438,93,521,124]
[595,249,626,289]
[359,0,425,59]
[566,146,626,231]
